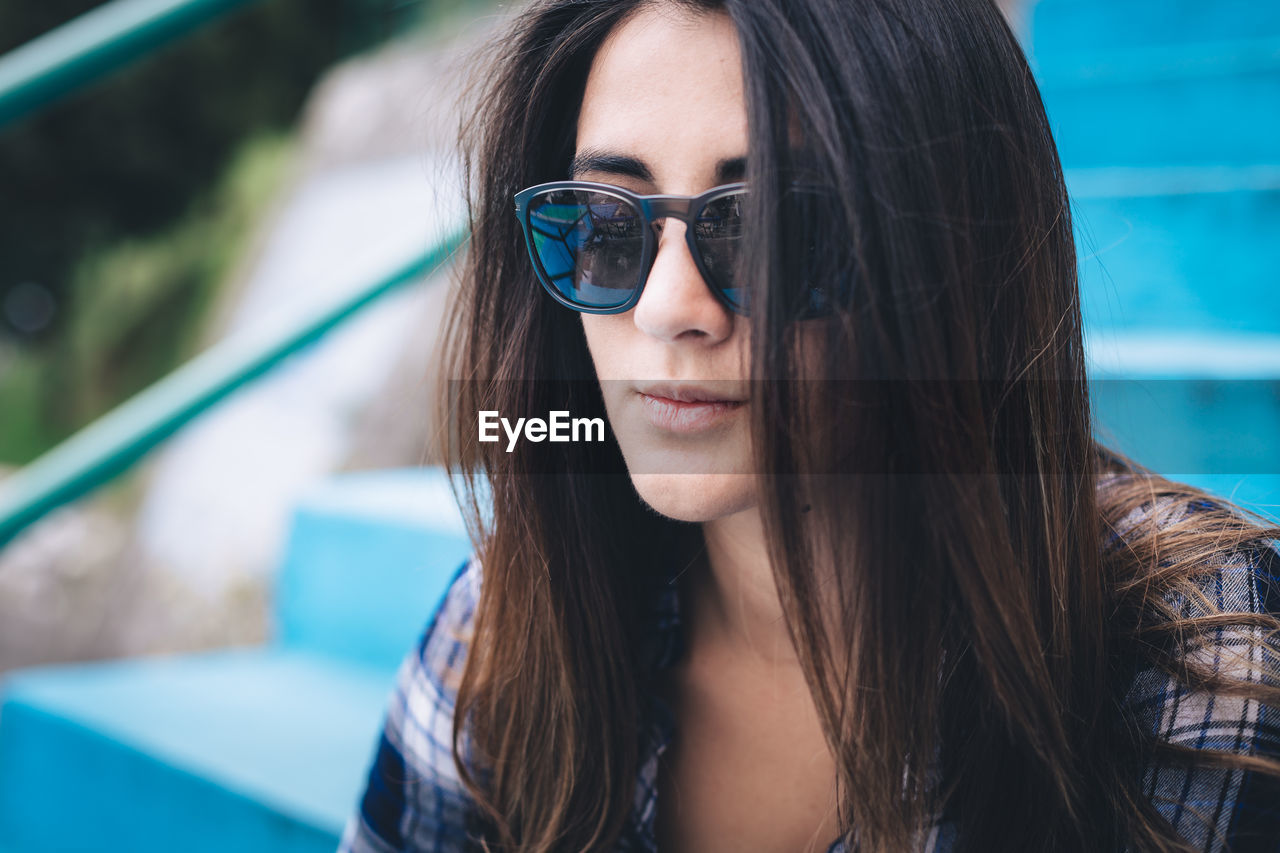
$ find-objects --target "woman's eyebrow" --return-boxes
[570,150,653,181]
[569,149,747,184]
[715,156,746,182]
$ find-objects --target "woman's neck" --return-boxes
[693,506,801,668]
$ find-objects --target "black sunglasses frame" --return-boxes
[513,180,749,315]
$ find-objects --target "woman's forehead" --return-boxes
[575,5,747,192]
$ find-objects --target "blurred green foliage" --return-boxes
[0,0,463,465]
[0,131,294,463]
[0,0,353,332]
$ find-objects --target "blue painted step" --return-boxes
[0,467,473,853]
[275,467,474,672]
[1072,166,1280,517]
[0,651,393,853]
[1089,365,1280,521]
[1068,168,1280,335]
[1033,39,1280,169]
[1031,0,1280,55]
[1075,174,1280,517]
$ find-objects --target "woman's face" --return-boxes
[575,4,755,523]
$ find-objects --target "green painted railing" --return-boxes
[0,0,260,128]
[0,227,468,548]
[0,0,471,548]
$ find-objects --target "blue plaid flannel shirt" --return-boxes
[339,498,1280,852]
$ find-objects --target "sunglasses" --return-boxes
[514,180,852,317]
[513,180,750,315]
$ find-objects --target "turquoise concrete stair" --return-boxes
[1028,2,1280,518]
[0,652,394,853]
[1031,0,1280,170]
[1070,171,1280,336]
[0,468,472,853]
[1031,0,1280,56]
[1035,39,1280,169]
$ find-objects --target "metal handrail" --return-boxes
[0,226,469,548]
[0,0,472,548]
[0,0,259,128]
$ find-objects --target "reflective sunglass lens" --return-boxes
[527,189,645,310]
[693,192,747,313]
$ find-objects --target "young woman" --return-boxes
[342,0,1280,850]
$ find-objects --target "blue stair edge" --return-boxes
[1067,180,1280,335]
[275,467,474,672]
[1032,37,1280,86]
[1030,0,1280,56]
[0,649,393,853]
[0,467,476,853]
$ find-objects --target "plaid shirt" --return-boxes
[340,499,1280,853]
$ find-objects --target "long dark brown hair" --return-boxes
[439,0,1280,850]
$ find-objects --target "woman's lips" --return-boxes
[637,393,746,433]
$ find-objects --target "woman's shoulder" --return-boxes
[412,555,483,697]
[1119,511,1280,743]
[1101,481,1280,625]
[1097,472,1280,629]
[340,556,484,853]
[1107,485,1280,850]
[396,554,484,755]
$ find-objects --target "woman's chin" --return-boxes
[628,472,757,523]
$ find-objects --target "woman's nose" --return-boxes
[632,218,735,344]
